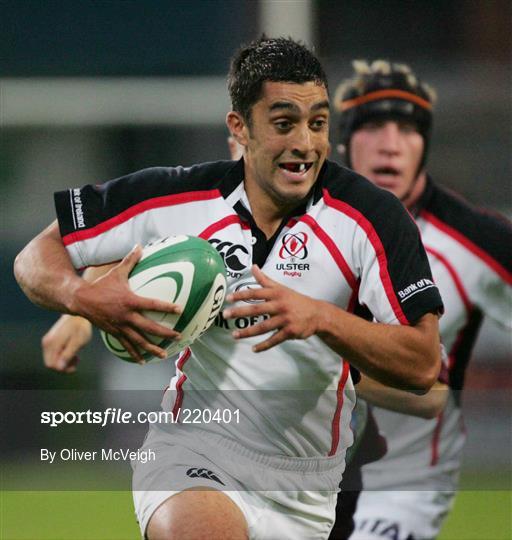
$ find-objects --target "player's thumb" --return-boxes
[120,244,142,274]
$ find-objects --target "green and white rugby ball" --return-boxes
[101,235,227,363]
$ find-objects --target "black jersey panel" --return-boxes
[322,161,443,324]
[449,308,484,400]
[424,180,512,277]
[54,160,241,238]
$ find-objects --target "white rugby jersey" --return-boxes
[361,178,512,491]
[55,159,442,469]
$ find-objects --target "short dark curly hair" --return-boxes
[228,35,328,123]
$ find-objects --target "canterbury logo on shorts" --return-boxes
[186,467,225,486]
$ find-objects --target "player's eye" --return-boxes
[310,118,328,130]
[274,120,292,131]
[361,120,384,131]
[398,121,418,134]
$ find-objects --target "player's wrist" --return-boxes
[314,300,341,338]
[63,313,93,334]
[65,277,93,317]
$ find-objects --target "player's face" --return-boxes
[241,81,330,208]
[350,119,424,202]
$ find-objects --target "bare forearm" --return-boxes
[357,374,448,418]
[16,225,183,362]
[14,221,84,314]
[316,301,440,392]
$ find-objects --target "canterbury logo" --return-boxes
[186,467,225,485]
[209,239,249,272]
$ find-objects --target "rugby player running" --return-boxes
[15,39,443,539]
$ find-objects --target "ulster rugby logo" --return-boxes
[278,232,309,260]
[276,232,310,277]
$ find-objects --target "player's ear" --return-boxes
[227,136,244,161]
[226,111,249,148]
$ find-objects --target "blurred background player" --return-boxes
[332,60,512,540]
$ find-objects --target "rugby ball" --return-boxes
[101,235,227,363]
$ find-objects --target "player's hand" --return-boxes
[222,265,321,352]
[42,314,92,373]
[70,245,183,363]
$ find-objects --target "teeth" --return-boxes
[280,163,309,173]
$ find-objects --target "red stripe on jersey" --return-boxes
[171,348,192,421]
[424,245,463,462]
[328,291,358,455]
[430,410,444,466]
[62,189,222,246]
[421,210,512,285]
[328,361,351,456]
[199,214,250,239]
[323,189,409,325]
[426,246,474,374]
[299,215,358,290]
[425,246,473,313]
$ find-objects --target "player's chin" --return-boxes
[391,185,409,200]
[276,174,317,202]
[275,186,311,206]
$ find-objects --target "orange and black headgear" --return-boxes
[335,61,435,171]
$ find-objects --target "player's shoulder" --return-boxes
[111,159,240,195]
[320,160,411,224]
[424,179,511,235]
[421,179,512,274]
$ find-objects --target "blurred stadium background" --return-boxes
[1,1,510,538]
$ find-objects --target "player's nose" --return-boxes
[378,122,401,155]
[290,124,314,156]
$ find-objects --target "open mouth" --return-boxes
[279,162,313,174]
[372,166,400,177]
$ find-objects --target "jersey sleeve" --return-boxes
[54,167,178,268]
[356,191,444,325]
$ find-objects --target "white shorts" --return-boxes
[350,490,456,540]
[132,426,339,539]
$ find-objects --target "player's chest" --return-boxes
[423,244,475,348]
[418,221,476,330]
[206,221,358,307]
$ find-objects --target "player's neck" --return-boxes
[244,179,295,239]
[402,171,427,211]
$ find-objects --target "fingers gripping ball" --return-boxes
[101,236,227,363]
